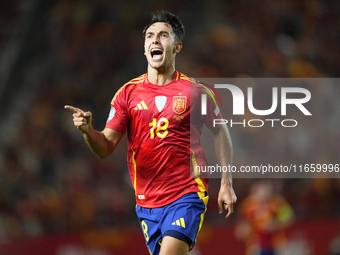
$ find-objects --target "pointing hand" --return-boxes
[64,105,92,133]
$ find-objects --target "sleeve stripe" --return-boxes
[111,75,145,105]
[198,83,223,106]
[111,85,127,105]
[179,72,190,81]
[198,87,218,106]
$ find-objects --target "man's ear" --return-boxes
[174,42,182,53]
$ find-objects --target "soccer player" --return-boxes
[235,181,294,255]
[65,11,236,255]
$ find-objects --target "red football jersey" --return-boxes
[106,71,222,208]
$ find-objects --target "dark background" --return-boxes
[0,0,339,254]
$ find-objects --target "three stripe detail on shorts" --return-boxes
[171,218,186,228]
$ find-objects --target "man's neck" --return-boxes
[147,65,176,85]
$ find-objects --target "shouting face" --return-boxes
[144,22,182,71]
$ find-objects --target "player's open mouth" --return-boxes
[151,48,163,60]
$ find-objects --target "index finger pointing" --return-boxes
[64,105,84,114]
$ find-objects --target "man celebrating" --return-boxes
[65,11,236,255]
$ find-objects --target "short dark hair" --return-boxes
[143,11,185,42]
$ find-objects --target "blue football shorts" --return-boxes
[135,192,209,255]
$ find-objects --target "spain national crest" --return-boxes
[172,96,187,114]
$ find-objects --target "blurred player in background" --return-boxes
[65,11,236,255]
[235,181,294,255]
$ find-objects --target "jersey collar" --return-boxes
[144,70,180,85]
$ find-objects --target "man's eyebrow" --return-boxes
[146,31,170,35]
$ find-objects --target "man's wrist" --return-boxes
[221,177,233,187]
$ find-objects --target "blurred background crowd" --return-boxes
[0,0,339,248]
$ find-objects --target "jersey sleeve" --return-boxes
[198,82,223,128]
[105,86,129,133]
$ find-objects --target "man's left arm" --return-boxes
[209,123,237,218]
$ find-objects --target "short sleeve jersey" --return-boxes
[106,71,222,208]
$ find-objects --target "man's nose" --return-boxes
[152,35,160,44]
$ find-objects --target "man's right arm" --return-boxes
[65,105,124,159]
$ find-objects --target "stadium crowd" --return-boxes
[1,0,340,237]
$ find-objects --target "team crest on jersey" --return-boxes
[172,96,187,114]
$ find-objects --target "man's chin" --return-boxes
[148,61,165,70]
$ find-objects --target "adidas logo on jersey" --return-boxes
[171,218,186,228]
[134,100,148,110]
